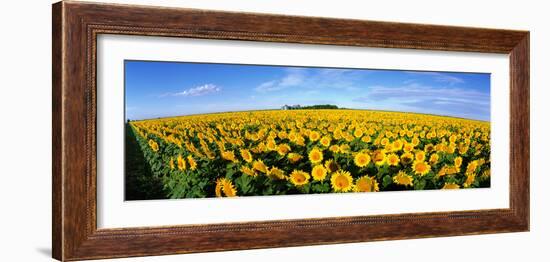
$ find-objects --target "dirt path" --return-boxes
[124,124,167,200]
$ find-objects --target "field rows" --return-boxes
[129,109,490,199]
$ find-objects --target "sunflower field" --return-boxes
[128,109,490,199]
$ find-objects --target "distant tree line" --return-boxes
[281,104,339,110]
[296,104,339,110]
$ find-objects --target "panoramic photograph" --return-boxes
[124,61,491,200]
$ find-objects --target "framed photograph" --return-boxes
[52,1,529,261]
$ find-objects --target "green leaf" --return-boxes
[311,183,324,193]
[226,167,236,179]
[263,187,274,195]
[414,179,426,190]
[382,175,392,188]
[235,175,253,194]
[321,182,330,192]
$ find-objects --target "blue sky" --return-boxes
[125,60,490,121]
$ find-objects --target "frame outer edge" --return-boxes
[52,1,531,260]
[52,1,64,261]
[510,33,530,230]
[526,34,531,230]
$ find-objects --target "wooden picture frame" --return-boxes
[52,1,529,261]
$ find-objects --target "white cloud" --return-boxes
[255,68,306,92]
[406,71,465,85]
[361,84,488,101]
[280,69,305,86]
[352,83,490,120]
[254,67,363,93]
[255,80,280,92]
[435,74,464,85]
[165,84,221,97]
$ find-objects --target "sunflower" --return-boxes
[481,169,490,179]
[429,153,439,165]
[478,158,486,166]
[372,150,387,166]
[294,136,306,146]
[222,179,237,197]
[403,142,414,152]
[277,143,291,156]
[249,133,259,141]
[400,152,414,165]
[454,156,463,169]
[288,132,297,142]
[361,135,371,143]
[436,143,447,153]
[289,170,310,186]
[333,129,342,139]
[268,131,277,140]
[463,173,476,187]
[393,171,414,186]
[424,143,435,152]
[459,145,469,155]
[169,157,175,170]
[215,178,237,197]
[339,144,351,154]
[329,144,340,153]
[267,167,286,180]
[252,160,268,174]
[311,165,328,181]
[449,134,457,143]
[412,137,420,146]
[287,153,302,163]
[148,139,159,152]
[309,130,321,141]
[466,160,479,174]
[240,165,257,177]
[446,165,459,175]
[308,148,324,164]
[412,160,431,176]
[447,143,456,154]
[354,175,379,192]
[391,139,403,152]
[324,159,340,173]
[353,129,363,138]
[221,150,237,162]
[380,138,389,146]
[354,152,371,168]
[436,166,447,177]
[343,133,354,142]
[387,153,400,166]
[187,155,197,170]
[320,136,331,147]
[426,132,435,139]
[177,154,186,170]
[331,170,354,192]
[204,150,216,160]
[442,182,460,190]
[215,179,223,197]
[240,149,253,163]
[266,140,277,151]
[415,151,426,162]
[277,131,288,139]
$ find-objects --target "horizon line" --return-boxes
[128,107,490,123]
